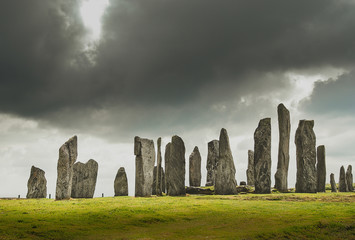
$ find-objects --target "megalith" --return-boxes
[295,120,317,193]
[274,104,290,192]
[254,118,272,194]
[71,159,98,198]
[56,136,78,200]
[215,128,238,195]
[246,150,254,186]
[152,166,166,195]
[134,136,155,197]
[316,145,326,192]
[164,142,171,194]
[114,167,128,196]
[346,165,353,192]
[339,166,348,192]
[206,140,219,186]
[26,166,47,198]
[189,146,201,187]
[156,137,163,196]
[330,173,337,192]
[167,135,186,196]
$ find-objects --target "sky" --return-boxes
[0,0,354,197]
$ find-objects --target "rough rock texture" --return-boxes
[295,120,317,193]
[339,166,348,192]
[246,150,255,186]
[152,166,165,195]
[189,146,202,187]
[164,142,171,194]
[346,165,353,192]
[71,159,98,198]
[156,137,163,196]
[56,136,78,200]
[274,104,290,192]
[186,186,214,195]
[206,140,219,186]
[114,167,128,196]
[26,166,47,198]
[215,128,238,195]
[330,173,337,192]
[254,118,272,194]
[134,136,155,197]
[316,145,326,192]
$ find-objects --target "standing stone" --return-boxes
[134,136,155,197]
[274,104,290,192]
[114,167,128,196]
[152,166,166,195]
[167,135,186,196]
[295,120,317,193]
[189,146,202,187]
[164,142,171,194]
[339,166,348,192]
[26,166,47,198]
[215,128,238,195]
[156,138,163,196]
[56,136,78,200]
[330,173,337,192]
[246,150,254,186]
[71,159,98,198]
[254,118,272,194]
[206,140,219,186]
[346,165,353,192]
[316,145,326,192]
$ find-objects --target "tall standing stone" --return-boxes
[153,166,166,194]
[330,173,337,192]
[56,136,78,200]
[189,146,202,187]
[114,167,128,196]
[26,166,47,198]
[274,104,290,192]
[71,159,98,198]
[215,128,238,195]
[295,120,317,193]
[246,150,254,186]
[254,118,272,194]
[339,166,348,192]
[346,165,353,192]
[206,140,219,186]
[164,142,171,194]
[156,138,163,196]
[316,145,326,192]
[134,136,155,197]
[166,135,186,196]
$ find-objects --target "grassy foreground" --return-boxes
[0,193,354,240]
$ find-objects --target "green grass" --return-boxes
[0,193,354,239]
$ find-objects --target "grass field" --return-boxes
[0,193,354,240]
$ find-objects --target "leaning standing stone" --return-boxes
[295,120,317,193]
[189,146,202,187]
[316,145,326,192]
[56,136,78,200]
[114,167,128,196]
[215,128,238,195]
[339,166,348,192]
[346,165,353,192]
[330,173,337,192]
[254,118,272,194]
[206,140,219,186]
[167,135,186,196]
[246,150,254,186]
[71,159,98,198]
[134,136,155,197]
[26,166,47,198]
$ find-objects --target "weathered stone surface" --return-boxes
[346,165,353,192]
[275,104,290,192]
[114,167,128,196]
[295,120,317,193]
[56,136,78,200]
[26,166,47,199]
[339,166,348,192]
[152,166,165,195]
[134,136,155,197]
[167,136,186,196]
[156,137,163,196]
[186,186,214,195]
[215,128,238,195]
[189,146,201,187]
[206,140,219,186]
[246,150,254,186]
[254,118,272,194]
[71,159,98,198]
[316,145,326,192]
[164,142,171,194]
[330,173,337,192]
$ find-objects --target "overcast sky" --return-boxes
[0,0,354,197]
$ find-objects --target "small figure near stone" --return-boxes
[338,166,348,192]
[71,159,98,198]
[346,165,353,192]
[26,166,47,199]
[156,137,163,196]
[114,167,128,196]
[56,136,78,200]
[246,150,254,186]
[316,145,326,192]
[215,128,238,195]
[206,140,219,186]
[167,135,186,196]
[330,173,337,192]
[134,136,155,197]
[189,146,201,187]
